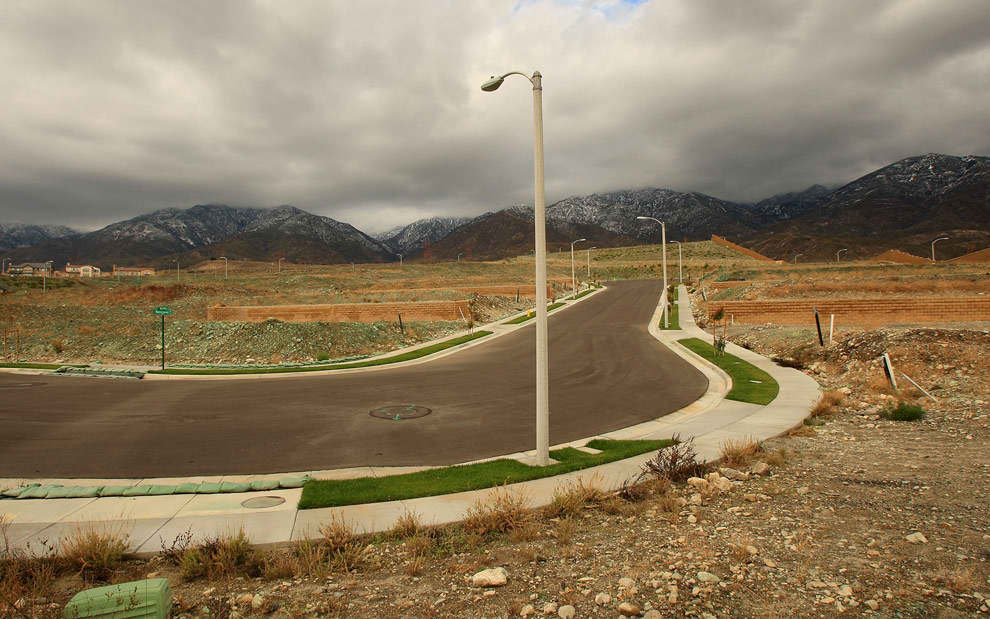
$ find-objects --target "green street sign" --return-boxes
[153,306,173,315]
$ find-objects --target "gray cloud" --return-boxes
[0,0,988,232]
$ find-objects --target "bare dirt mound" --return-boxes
[948,247,990,263]
[870,249,928,264]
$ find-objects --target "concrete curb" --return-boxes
[1,283,822,555]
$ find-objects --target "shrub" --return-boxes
[392,510,422,539]
[317,353,330,362]
[61,524,130,581]
[180,529,256,581]
[811,390,845,417]
[636,435,709,483]
[883,401,925,421]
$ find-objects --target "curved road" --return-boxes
[0,280,707,478]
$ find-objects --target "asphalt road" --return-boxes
[0,280,708,478]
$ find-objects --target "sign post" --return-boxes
[152,306,173,370]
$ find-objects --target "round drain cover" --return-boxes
[370,405,432,420]
[240,496,286,509]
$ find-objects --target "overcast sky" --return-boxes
[1,0,988,233]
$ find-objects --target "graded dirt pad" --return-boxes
[871,249,930,264]
[949,247,990,263]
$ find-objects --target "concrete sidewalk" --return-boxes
[1,284,821,555]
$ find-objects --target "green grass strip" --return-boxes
[660,300,680,330]
[0,363,88,370]
[148,331,492,375]
[678,337,779,405]
[299,438,672,509]
[503,302,567,325]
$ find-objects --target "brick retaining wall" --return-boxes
[706,297,990,325]
[207,300,472,323]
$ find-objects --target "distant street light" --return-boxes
[670,240,683,283]
[836,248,848,263]
[570,238,586,296]
[396,253,403,266]
[793,253,803,264]
[1,258,8,274]
[587,247,596,278]
[175,260,180,282]
[930,236,949,262]
[457,252,462,262]
[636,216,668,328]
[482,68,551,466]
[219,256,228,280]
[277,257,284,274]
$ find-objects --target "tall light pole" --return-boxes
[670,240,683,283]
[793,253,803,264]
[587,247,596,278]
[1,258,7,274]
[482,69,551,466]
[836,248,848,263]
[570,238,586,296]
[277,258,284,274]
[175,260,180,282]
[219,256,228,280]
[636,216,668,327]
[930,236,949,262]
[456,253,462,262]
[396,253,403,266]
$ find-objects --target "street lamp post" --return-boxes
[457,253,462,263]
[587,247,596,278]
[930,236,949,262]
[396,253,403,266]
[670,240,683,283]
[793,253,803,264]
[1,258,7,274]
[482,69,551,466]
[219,256,228,280]
[277,258,284,274]
[175,260,180,282]
[636,216,668,327]
[836,249,848,263]
[570,238,586,297]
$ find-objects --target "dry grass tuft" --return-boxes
[507,521,542,543]
[637,436,709,483]
[553,519,576,545]
[543,475,606,519]
[405,555,426,576]
[811,390,846,417]
[720,436,762,467]
[463,485,532,536]
[392,510,422,539]
[180,529,257,581]
[404,534,433,558]
[764,448,792,467]
[936,567,977,594]
[61,523,130,582]
[319,515,365,573]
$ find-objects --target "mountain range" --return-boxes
[1,153,987,267]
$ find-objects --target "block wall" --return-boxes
[706,297,990,325]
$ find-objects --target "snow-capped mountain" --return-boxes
[377,216,474,254]
[0,223,77,251]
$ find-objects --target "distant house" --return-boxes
[8,262,53,276]
[65,263,101,278]
[112,265,156,276]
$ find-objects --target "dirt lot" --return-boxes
[0,242,759,366]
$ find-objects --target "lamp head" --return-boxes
[576,238,586,243]
[481,76,504,92]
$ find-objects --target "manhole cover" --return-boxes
[0,382,46,389]
[240,496,286,509]
[370,405,432,420]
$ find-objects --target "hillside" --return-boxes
[422,208,638,261]
[2,204,393,269]
[377,216,473,255]
[0,223,77,251]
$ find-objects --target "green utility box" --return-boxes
[63,578,171,618]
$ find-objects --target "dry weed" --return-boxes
[463,485,531,536]
[764,448,792,467]
[637,436,709,483]
[507,522,542,543]
[404,534,433,558]
[61,522,130,582]
[179,529,256,581]
[554,519,576,545]
[720,437,761,467]
[391,510,422,539]
[405,555,426,576]
[936,567,976,594]
[811,390,846,417]
[544,475,605,519]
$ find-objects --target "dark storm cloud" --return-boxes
[1,0,988,232]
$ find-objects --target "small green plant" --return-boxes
[317,353,330,362]
[883,401,925,421]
